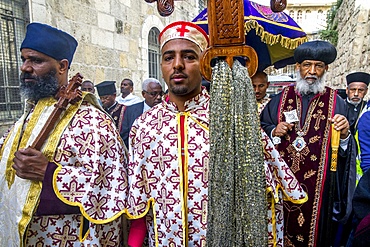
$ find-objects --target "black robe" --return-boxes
[105,101,126,133]
[260,88,357,246]
[346,100,367,134]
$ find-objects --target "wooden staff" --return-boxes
[144,0,175,16]
[31,73,83,150]
[200,0,258,81]
[143,0,286,17]
[270,0,287,12]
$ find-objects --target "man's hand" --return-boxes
[329,114,350,139]
[272,122,294,137]
[13,147,48,181]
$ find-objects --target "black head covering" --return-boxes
[346,72,370,86]
[96,81,117,96]
[294,40,337,65]
[21,22,78,68]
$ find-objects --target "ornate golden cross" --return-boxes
[313,109,326,131]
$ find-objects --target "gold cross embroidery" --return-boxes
[287,144,310,173]
[313,109,326,131]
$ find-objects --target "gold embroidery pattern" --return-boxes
[297,234,304,242]
[286,145,309,173]
[309,94,335,245]
[310,154,317,161]
[309,135,321,144]
[298,213,305,227]
[313,109,326,131]
[304,169,316,180]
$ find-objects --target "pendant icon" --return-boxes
[293,136,306,151]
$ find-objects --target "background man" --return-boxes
[80,79,95,93]
[96,80,126,132]
[0,22,127,246]
[252,71,270,114]
[125,21,210,246]
[116,78,143,106]
[261,40,356,246]
[81,79,103,105]
[120,77,163,147]
[345,71,370,134]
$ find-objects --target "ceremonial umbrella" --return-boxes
[192,0,308,71]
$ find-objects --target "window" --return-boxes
[289,10,295,19]
[318,9,323,19]
[297,10,302,23]
[0,0,28,122]
[305,10,311,20]
[148,27,161,80]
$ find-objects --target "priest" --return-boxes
[345,71,370,134]
[260,40,357,246]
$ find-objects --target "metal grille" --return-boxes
[148,27,161,80]
[0,0,28,121]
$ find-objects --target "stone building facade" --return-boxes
[285,0,336,38]
[30,0,203,93]
[326,0,370,94]
[0,0,206,134]
[266,0,335,92]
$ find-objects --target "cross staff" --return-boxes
[144,0,175,17]
[200,0,258,81]
[144,0,286,17]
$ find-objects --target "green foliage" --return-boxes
[319,0,343,45]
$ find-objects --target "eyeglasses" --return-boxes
[143,90,164,97]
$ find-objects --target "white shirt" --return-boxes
[143,101,151,113]
[116,93,143,106]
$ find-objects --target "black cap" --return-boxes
[294,40,337,65]
[96,81,116,96]
[21,23,78,68]
[346,72,370,86]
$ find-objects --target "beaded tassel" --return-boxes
[208,59,268,246]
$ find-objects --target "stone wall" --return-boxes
[29,0,201,96]
[0,1,201,136]
[326,0,370,99]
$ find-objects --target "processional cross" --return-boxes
[145,0,286,17]
[145,0,286,80]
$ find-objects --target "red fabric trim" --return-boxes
[180,115,185,166]
[128,217,147,247]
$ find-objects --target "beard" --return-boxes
[170,84,191,95]
[295,71,326,95]
[20,69,59,101]
[347,97,362,106]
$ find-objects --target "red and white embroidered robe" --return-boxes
[0,93,128,246]
[126,89,210,247]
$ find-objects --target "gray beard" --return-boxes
[347,98,362,106]
[20,69,59,101]
[295,71,326,95]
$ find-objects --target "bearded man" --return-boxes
[0,23,127,246]
[261,40,357,246]
[345,72,370,134]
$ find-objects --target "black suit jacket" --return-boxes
[120,101,144,148]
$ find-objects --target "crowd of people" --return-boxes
[1,19,370,247]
